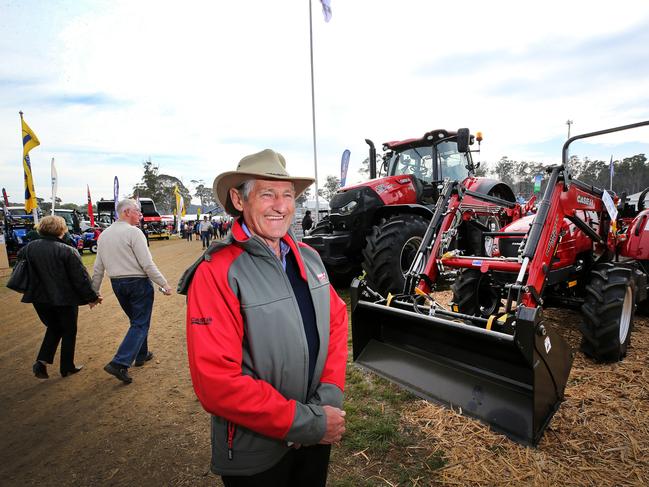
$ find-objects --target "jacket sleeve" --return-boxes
[308,285,349,408]
[186,258,300,441]
[91,244,105,292]
[65,249,99,304]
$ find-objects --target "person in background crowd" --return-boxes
[199,216,213,249]
[301,210,313,236]
[186,222,194,241]
[179,149,348,486]
[18,215,102,379]
[210,218,218,239]
[92,199,173,384]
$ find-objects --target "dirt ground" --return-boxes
[1,238,216,487]
[2,237,649,486]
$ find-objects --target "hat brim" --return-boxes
[213,172,315,216]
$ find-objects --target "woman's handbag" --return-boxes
[7,251,30,293]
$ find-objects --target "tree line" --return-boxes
[354,152,649,198]
[489,154,648,197]
[10,154,648,214]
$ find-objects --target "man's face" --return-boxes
[230,180,296,247]
[121,206,142,226]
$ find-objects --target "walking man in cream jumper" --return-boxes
[92,198,173,384]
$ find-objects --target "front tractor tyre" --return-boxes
[362,214,429,296]
[580,263,636,363]
[450,269,501,318]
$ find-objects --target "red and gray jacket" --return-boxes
[178,220,348,476]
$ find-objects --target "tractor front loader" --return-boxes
[352,120,649,445]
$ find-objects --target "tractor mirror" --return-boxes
[457,128,471,153]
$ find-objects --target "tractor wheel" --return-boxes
[362,214,428,296]
[90,243,98,254]
[326,264,361,291]
[580,263,635,362]
[450,269,501,317]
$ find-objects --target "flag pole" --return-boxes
[309,0,320,222]
[51,157,56,215]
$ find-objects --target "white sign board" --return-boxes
[602,191,618,221]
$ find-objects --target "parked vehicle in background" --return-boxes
[139,197,170,240]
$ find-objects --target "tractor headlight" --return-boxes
[484,236,494,257]
[338,200,358,215]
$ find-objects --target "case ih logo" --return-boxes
[577,195,594,207]
[545,216,560,257]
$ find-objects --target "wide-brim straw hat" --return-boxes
[213,149,315,216]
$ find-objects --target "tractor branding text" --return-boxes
[577,195,594,207]
[545,216,560,257]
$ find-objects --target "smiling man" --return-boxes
[178,149,348,486]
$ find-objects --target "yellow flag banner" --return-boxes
[174,185,186,217]
[21,112,40,213]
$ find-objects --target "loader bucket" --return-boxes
[351,280,574,446]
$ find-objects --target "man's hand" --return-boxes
[89,295,103,309]
[319,405,346,444]
[161,285,173,296]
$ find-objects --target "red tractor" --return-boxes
[304,128,518,295]
[351,120,649,445]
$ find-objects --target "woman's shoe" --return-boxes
[33,361,49,379]
[61,365,83,377]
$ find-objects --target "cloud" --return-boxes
[40,93,129,107]
[1,0,649,204]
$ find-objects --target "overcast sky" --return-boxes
[1,0,649,205]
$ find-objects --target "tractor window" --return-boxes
[389,147,434,182]
[437,141,468,181]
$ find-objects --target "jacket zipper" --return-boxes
[227,421,236,460]
[252,236,311,400]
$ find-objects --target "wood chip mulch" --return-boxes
[401,307,649,486]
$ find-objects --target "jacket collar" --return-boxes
[231,218,307,281]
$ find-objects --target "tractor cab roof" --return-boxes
[383,129,459,152]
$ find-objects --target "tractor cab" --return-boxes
[382,130,477,200]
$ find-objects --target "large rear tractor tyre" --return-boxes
[450,269,501,318]
[362,214,428,296]
[580,263,636,362]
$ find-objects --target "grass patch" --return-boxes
[330,286,448,485]
[80,251,97,268]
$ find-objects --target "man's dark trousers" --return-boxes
[221,444,331,487]
[110,277,154,367]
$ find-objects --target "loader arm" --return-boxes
[517,172,609,308]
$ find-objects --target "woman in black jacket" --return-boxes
[18,216,102,379]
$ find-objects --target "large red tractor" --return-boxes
[351,120,649,445]
[304,129,518,295]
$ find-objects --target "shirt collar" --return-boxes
[240,221,291,270]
